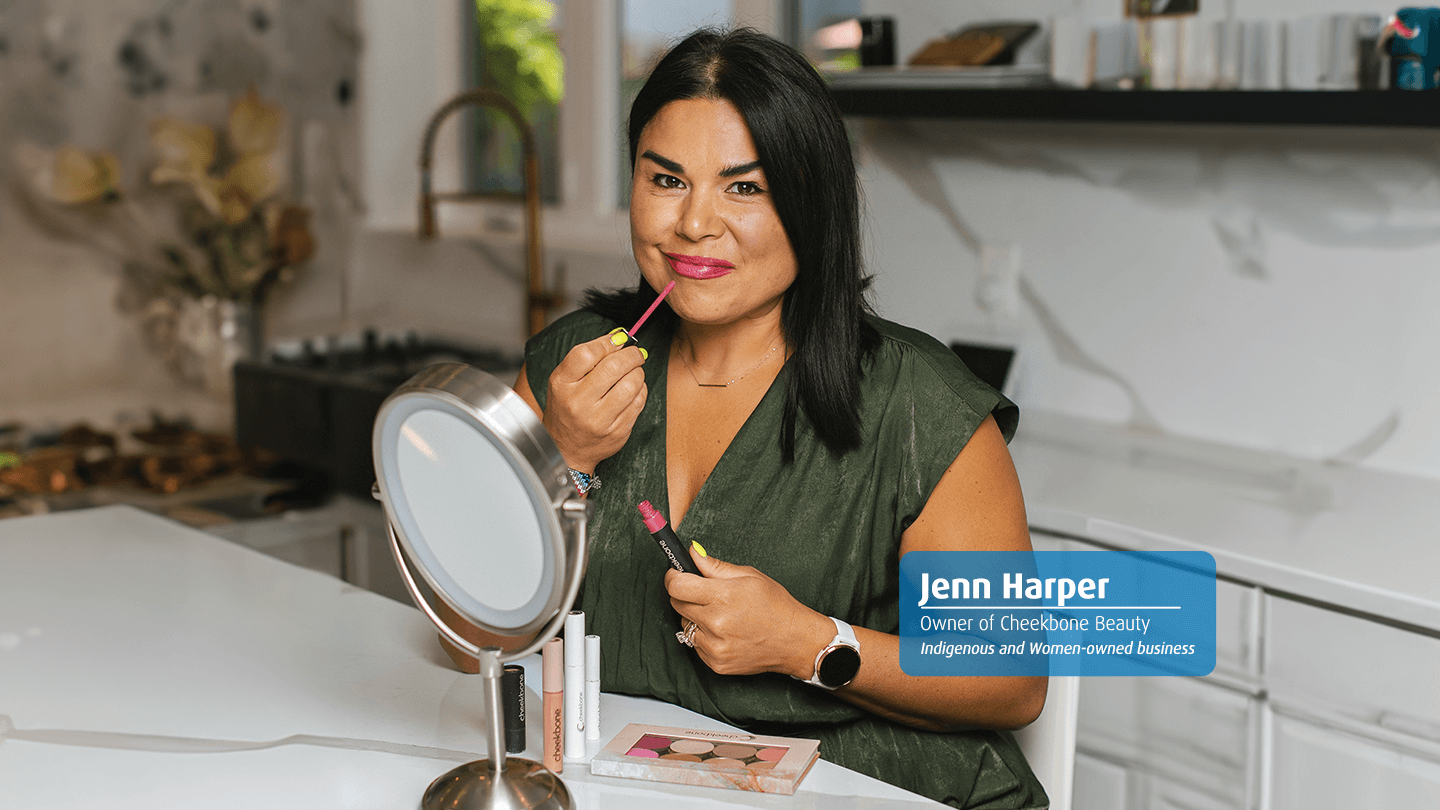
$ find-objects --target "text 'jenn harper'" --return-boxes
[915,572,1110,608]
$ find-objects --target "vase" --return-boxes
[173,295,262,397]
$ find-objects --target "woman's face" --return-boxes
[630,98,797,330]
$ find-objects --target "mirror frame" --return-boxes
[373,363,590,661]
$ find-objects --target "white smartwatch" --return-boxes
[800,617,862,691]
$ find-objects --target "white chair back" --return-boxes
[1013,675,1080,810]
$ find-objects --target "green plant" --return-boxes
[472,0,564,111]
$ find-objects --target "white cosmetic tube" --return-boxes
[564,610,585,758]
[585,634,601,740]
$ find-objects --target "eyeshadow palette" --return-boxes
[589,723,820,795]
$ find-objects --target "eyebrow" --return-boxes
[640,150,763,179]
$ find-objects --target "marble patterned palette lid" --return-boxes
[589,723,820,795]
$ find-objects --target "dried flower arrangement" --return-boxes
[14,87,313,305]
[11,87,314,390]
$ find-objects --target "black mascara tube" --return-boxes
[502,664,525,753]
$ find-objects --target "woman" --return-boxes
[512,28,1046,809]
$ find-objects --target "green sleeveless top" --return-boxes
[525,310,1046,810]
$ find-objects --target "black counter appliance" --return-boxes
[234,331,521,497]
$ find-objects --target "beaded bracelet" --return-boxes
[568,468,600,495]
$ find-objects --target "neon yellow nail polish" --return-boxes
[638,347,649,361]
[610,331,629,347]
[691,540,707,558]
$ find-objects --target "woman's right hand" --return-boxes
[516,331,649,474]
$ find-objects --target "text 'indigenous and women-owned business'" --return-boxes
[899,550,1216,677]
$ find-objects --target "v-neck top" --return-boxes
[524,310,1043,809]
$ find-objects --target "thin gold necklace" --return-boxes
[677,339,782,388]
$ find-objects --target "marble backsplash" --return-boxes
[858,117,1440,483]
[0,0,360,431]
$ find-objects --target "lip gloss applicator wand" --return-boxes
[610,280,675,348]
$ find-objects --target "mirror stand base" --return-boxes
[423,758,572,810]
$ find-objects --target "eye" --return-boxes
[729,181,765,196]
[651,173,684,189]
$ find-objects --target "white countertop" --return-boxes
[1011,412,1440,632]
[0,505,939,809]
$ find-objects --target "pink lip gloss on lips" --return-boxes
[664,253,735,279]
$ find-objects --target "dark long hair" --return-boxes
[585,27,879,461]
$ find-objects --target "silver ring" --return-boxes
[676,620,697,647]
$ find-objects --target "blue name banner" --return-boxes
[899,550,1216,676]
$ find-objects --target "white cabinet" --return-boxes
[1142,777,1242,810]
[1076,676,1258,809]
[1269,712,1440,808]
[1212,579,1261,687]
[204,495,410,605]
[205,508,349,578]
[1034,530,1440,810]
[1264,595,1440,808]
[1073,753,1128,809]
[1033,530,1259,810]
[1265,596,1440,736]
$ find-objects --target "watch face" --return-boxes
[818,644,861,689]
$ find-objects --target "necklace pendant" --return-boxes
[677,337,783,388]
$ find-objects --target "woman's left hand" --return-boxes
[664,550,833,679]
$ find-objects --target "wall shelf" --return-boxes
[829,86,1440,128]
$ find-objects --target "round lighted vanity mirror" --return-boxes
[387,402,550,630]
[375,364,578,640]
[373,363,589,810]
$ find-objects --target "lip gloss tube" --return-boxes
[637,501,701,576]
[564,611,586,759]
[584,634,601,740]
[543,637,563,773]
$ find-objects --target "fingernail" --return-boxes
[638,347,649,361]
[610,332,629,347]
[691,540,707,558]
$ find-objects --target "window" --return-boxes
[460,0,562,204]
[455,0,820,214]
[361,1,857,236]
[618,0,734,204]
[385,0,798,247]
[795,0,862,69]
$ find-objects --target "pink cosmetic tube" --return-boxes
[543,637,563,773]
[637,501,702,576]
